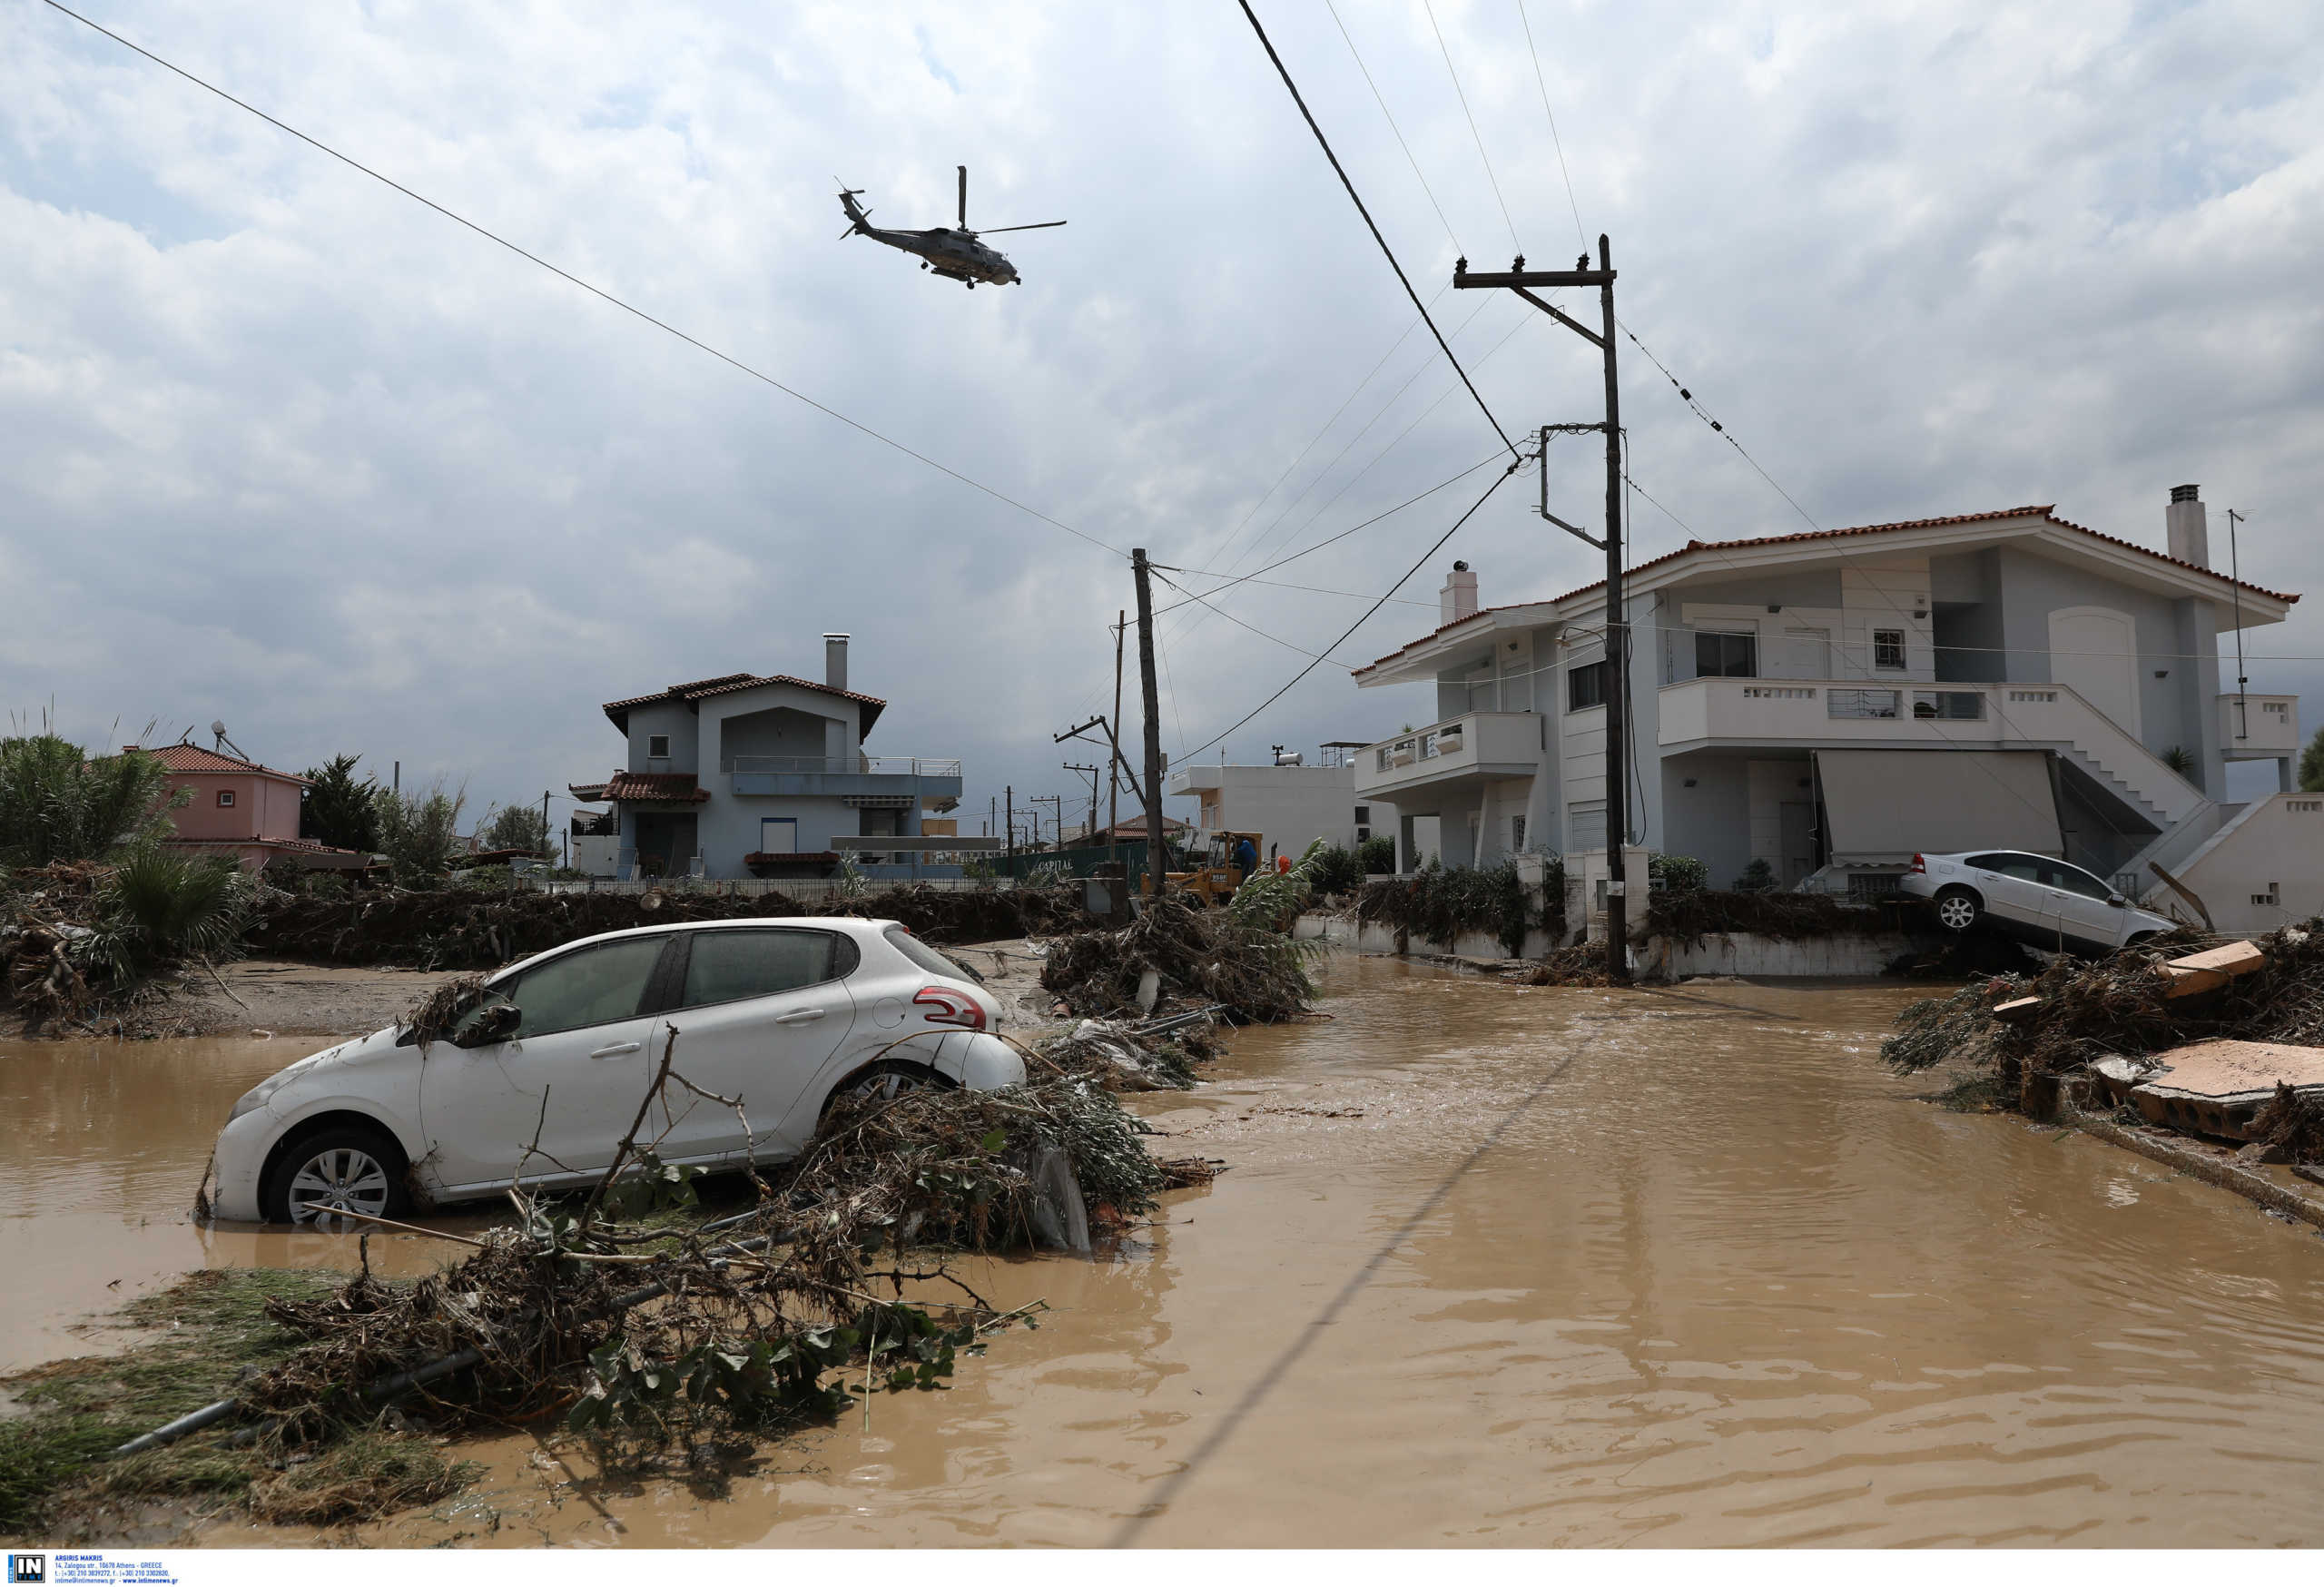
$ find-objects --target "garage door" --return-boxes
[1814,749,2063,864]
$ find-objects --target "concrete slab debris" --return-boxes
[2098,1038,2324,1139]
[2160,940,2267,1000]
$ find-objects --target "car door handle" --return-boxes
[589,1040,643,1060]
[773,1009,828,1026]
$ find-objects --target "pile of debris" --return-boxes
[21,1022,1218,1536]
[1508,942,1618,987]
[241,880,1091,971]
[1039,893,1315,1023]
[1884,922,2324,1162]
[1647,888,1935,945]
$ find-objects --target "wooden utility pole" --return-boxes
[1133,549,1167,894]
[1005,784,1014,875]
[1111,608,1126,867]
[1454,235,1629,981]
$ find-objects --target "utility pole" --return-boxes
[1112,608,1126,869]
[1454,235,1629,982]
[1065,763,1102,847]
[541,791,552,860]
[1005,784,1015,875]
[1031,794,1064,853]
[1133,548,1167,893]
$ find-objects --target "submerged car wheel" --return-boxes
[823,1061,956,1119]
[1932,886,1983,932]
[264,1125,409,1226]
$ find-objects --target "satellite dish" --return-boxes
[211,719,226,738]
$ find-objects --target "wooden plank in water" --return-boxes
[1991,995,2043,1025]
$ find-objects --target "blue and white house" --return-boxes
[1351,489,2312,930]
[570,636,963,881]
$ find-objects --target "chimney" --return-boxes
[1439,560,1479,626]
[2166,484,2209,568]
[822,632,850,693]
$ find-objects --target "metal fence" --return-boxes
[530,876,1019,901]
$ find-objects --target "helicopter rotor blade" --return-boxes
[958,164,967,229]
[979,221,1068,233]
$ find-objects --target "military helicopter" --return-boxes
[837,165,1065,288]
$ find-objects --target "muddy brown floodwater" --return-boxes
[14,953,2324,1547]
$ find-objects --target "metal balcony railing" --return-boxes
[722,755,962,778]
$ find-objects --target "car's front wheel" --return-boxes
[263,1123,409,1226]
[1932,886,1983,932]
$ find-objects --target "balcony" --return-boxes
[723,755,963,810]
[1351,712,1541,801]
[2220,694,2299,757]
[1656,675,2206,823]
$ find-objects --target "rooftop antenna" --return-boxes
[211,719,248,760]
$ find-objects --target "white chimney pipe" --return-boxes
[2166,484,2209,568]
[1439,560,1479,626]
[823,632,850,692]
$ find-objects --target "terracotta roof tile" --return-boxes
[1353,505,2299,675]
[603,770,710,803]
[600,672,889,735]
[137,744,311,783]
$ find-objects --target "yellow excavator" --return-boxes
[1147,831,1265,906]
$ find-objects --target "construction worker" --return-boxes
[1234,833,1259,883]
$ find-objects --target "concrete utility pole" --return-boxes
[1005,785,1015,873]
[1133,549,1167,893]
[1065,763,1102,847]
[541,791,552,859]
[1454,235,1629,982]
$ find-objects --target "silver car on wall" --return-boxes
[206,917,1022,1225]
[1898,850,2179,957]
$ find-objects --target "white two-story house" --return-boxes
[568,635,963,881]
[1352,488,2306,912]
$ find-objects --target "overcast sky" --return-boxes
[5,0,2320,834]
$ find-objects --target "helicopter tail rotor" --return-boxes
[958,165,968,230]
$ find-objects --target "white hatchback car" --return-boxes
[208,917,1022,1225]
[1897,849,2179,957]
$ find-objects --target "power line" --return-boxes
[1619,321,1822,533]
[1178,463,1520,761]
[1198,283,1452,578]
[1219,293,1500,581]
[1324,0,1463,257]
[1226,295,1516,581]
[1236,0,1517,458]
[1517,0,1589,253]
[1160,451,1508,611]
[1153,571,1358,667]
[41,0,1127,561]
[1422,0,1521,253]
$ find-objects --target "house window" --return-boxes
[1873,629,1906,671]
[646,734,671,759]
[216,789,235,808]
[1354,805,1371,825]
[1694,630,1758,678]
[1567,659,1609,711]
[1512,815,1527,852]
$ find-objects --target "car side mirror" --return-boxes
[455,1002,521,1048]
[2107,894,2127,907]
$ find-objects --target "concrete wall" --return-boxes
[1172,764,1375,859]
[1659,753,1756,889]
[1295,913,1926,979]
[166,772,303,843]
[717,705,834,763]
[2173,792,2324,934]
[624,701,698,774]
[1992,546,2218,791]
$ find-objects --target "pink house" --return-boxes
[140,744,369,871]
